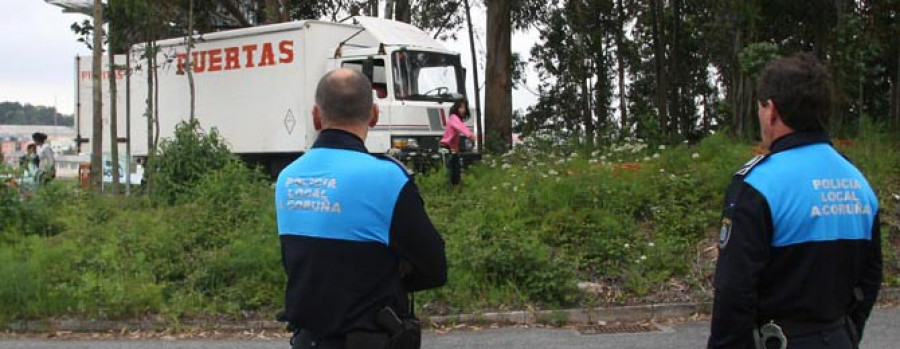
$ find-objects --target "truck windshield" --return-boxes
[392,50,463,102]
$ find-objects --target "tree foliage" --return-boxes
[518,0,900,145]
[0,102,74,126]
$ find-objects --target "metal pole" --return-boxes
[463,0,482,152]
[75,55,81,153]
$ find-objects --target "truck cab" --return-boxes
[334,18,470,172]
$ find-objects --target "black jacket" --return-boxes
[708,132,882,348]
[276,129,447,337]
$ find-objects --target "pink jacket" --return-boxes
[440,114,474,152]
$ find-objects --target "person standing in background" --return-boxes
[439,98,475,187]
[31,132,55,185]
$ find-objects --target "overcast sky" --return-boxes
[0,1,540,117]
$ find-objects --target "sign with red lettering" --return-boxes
[176,40,294,74]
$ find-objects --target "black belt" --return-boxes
[294,330,391,349]
[293,330,345,349]
[776,317,847,338]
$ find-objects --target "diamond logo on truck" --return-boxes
[284,109,296,134]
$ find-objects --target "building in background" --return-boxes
[0,125,77,175]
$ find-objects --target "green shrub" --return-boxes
[148,119,238,205]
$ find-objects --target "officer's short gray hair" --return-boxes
[315,69,373,126]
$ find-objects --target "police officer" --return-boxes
[276,68,447,349]
[708,53,882,349]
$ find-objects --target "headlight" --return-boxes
[391,138,418,149]
[392,139,409,149]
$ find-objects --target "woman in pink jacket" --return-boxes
[439,98,475,186]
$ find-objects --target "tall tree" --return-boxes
[649,0,668,140]
[108,17,120,195]
[485,0,513,151]
[484,0,547,152]
[91,0,104,192]
[615,0,627,135]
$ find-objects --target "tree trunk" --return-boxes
[154,50,161,151]
[395,0,411,23]
[146,42,155,159]
[367,0,379,17]
[485,0,513,151]
[616,0,627,136]
[650,0,668,140]
[385,0,395,19]
[893,52,900,129]
[464,0,483,152]
[108,26,120,195]
[584,67,594,147]
[187,0,196,121]
[91,0,104,193]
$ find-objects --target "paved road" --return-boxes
[2,307,898,349]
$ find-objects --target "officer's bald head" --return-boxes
[314,69,373,126]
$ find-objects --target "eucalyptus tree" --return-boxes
[483,0,549,152]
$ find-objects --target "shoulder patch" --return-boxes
[734,154,768,177]
[718,217,732,249]
[373,154,414,177]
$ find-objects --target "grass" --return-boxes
[0,132,897,323]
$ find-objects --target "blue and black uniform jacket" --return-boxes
[275,129,447,337]
[708,132,882,349]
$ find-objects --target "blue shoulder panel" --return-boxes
[275,148,410,245]
[744,143,879,247]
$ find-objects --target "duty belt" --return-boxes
[778,317,847,338]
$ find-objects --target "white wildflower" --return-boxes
[492,186,498,190]
[548,170,559,176]
[501,163,512,170]
[624,243,630,249]
[640,255,647,261]
[659,168,666,173]
[653,153,660,159]
[648,242,655,247]
[658,145,666,150]
[643,157,651,162]
[669,174,677,180]
[692,152,700,159]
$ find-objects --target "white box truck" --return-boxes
[117,16,470,176]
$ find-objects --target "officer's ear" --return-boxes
[760,99,780,127]
[312,105,323,131]
[368,104,379,128]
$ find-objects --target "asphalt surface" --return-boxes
[1,307,898,349]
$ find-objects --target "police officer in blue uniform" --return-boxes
[276,68,447,349]
[708,54,882,349]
